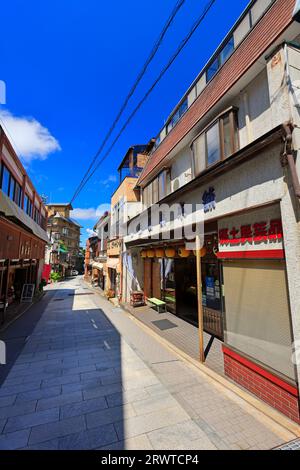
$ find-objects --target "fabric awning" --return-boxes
[92,262,103,270]
[106,258,119,269]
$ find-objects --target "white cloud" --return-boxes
[71,204,110,221]
[0,109,61,163]
[86,228,97,237]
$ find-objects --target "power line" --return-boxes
[70,0,187,204]
[71,0,217,203]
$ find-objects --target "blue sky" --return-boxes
[0,0,249,244]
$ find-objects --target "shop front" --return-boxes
[141,231,224,341]
[217,204,300,423]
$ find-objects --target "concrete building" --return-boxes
[107,142,154,302]
[0,125,48,314]
[123,0,300,423]
[46,203,82,276]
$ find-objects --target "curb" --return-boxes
[84,279,300,439]
[0,292,45,334]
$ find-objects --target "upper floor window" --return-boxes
[166,99,188,135]
[1,164,10,195]
[206,36,234,82]
[143,169,171,208]
[192,108,239,176]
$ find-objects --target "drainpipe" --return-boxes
[282,122,300,199]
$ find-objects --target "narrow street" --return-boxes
[0,276,297,450]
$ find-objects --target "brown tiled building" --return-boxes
[0,125,48,313]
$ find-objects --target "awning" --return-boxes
[92,262,103,270]
[0,190,49,243]
[106,258,119,269]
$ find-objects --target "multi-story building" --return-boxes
[46,203,82,276]
[0,125,48,312]
[107,142,154,302]
[124,0,300,423]
[91,211,110,290]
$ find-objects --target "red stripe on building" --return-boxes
[216,249,285,259]
[223,345,298,397]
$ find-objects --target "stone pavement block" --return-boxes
[114,406,190,441]
[0,429,30,449]
[99,434,153,451]
[86,404,136,429]
[100,374,122,386]
[0,419,6,433]
[4,407,60,433]
[82,383,121,401]
[29,414,86,445]
[0,381,41,397]
[147,420,214,450]
[41,374,80,388]
[36,391,83,411]
[0,400,37,420]
[58,423,118,450]
[62,364,96,376]
[16,386,61,403]
[22,438,59,450]
[60,396,108,419]
[122,376,160,391]
[0,395,16,408]
[105,389,150,408]
[80,369,117,381]
[132,393,179,416]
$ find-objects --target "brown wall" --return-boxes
[0,217,46,261]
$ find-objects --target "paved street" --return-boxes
[0,276,297,450]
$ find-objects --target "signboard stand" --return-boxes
[21,284,35,303]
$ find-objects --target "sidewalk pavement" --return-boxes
[0,276,297,450]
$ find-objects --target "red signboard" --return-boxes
[219,219,283,246]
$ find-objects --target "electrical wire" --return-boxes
[70,0,216,203]
[70,0,187,204]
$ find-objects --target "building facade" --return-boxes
[0,125,48,313]
[122,0,300,423]
[107,142,154,302]
[46,203,82,276]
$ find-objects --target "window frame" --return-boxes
[192,107,239,174]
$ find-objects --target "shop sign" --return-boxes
[217,206,284,259]
[219,219,283,246]
[202,187,216,214]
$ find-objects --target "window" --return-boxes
[158,172,166,200]
[220,37,234,65]
[166,99,188,134]
[206,36,235,82]
[14,182,22,207]
[1,165,10,195]
[9,176,15,200]
[193,109,239,173]
[206,122,221,166]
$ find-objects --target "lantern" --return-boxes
[193,247,207,258]
[155,248,165,258]
[165,248,176,258]
[178,247,190,258]
[141,250,147,259]
[147,249,155,258]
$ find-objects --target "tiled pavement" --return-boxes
[0,277,298,450]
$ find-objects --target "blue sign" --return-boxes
[202,187,216,213]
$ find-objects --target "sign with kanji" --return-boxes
[218,206,284,258]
